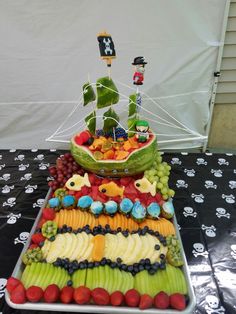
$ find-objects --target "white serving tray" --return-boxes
[6,190,196,313]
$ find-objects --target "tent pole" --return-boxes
[202,0,231,152]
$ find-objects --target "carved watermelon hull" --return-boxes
[70,136,157,177]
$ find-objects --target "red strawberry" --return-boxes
[6,277,22,294]
[139,294,153,309]
[125,183,137,195]
[42,208,55,220]
[68,190,76,196]
[37,218,47,229]
[170,293,186,310]
[91,287,110,305]
[60,286,74,304]
[74,191,83,199]
[154,291,169,309]
[110,290,124,306]
[29,243,38,249]
[101,178,110,184]
[31,233,45,245]
[110,196,121,203]
[74,286,91,304]
[125,289,140,307]
[10,283,26,304]
[26,286,43,302]
[44,284,60,303]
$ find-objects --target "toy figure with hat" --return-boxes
[132,56,147,85]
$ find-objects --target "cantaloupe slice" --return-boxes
[92,235,105,261]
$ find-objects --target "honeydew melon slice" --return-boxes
[72,268,87,288]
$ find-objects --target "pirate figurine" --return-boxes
[135,120,149,142]
[132,56,147,85]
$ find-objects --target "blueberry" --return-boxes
[49,236,55,242]
[67,280,73,286]
[155,244,160,250]
[68,268,74,275]
[148,269,156,275]
[141,229,146,235]
[77,228,82,233]
[111,262,117,269]
[139,265,144,271]
[62,224,67,228]
[153,262,160,270]
[140,259,145,265]
[145,264,151,270]
[106,259,111,265]
[85,229,90,234]
[80,263,85,269]
[117,227,122,232]
[127,265,133,272]
[94,261,100,267]
[88,262,94,268]
[160,262,166,270]
[134,266,139,273]
[154,231,160,237]
[101,258,106,266]
[149,229,154,235]
[145,258,150,265]
[121,264,127,271]
[160,254,165,259]
[116,257,122,264]
[67,227,72,232]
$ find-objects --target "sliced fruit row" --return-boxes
[54,209,175,236]
[21,262,70,289]
[72,264,187,297]
[41,232,167,265]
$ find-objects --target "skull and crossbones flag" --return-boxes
[97,32,116,66]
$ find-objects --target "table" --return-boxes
[0,149,235,314]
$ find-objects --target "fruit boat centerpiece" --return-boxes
[6,32,195,313]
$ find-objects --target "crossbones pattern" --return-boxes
[103,38,113,55]
[183,207,197,217]
[18,163,29,171]
[0,278,7,298]
[184,169,196,177]
[171,157,182,165]
[176,180,188,188]
[205,180,217,189]
[14,232,29,245]
[191,193,204,203]
[192,243,209,258]
[31,149,38,152]
[216,208,230,219]
[218,158,229,166]
[1,185,14,194]
[231,245,236,259]
[196,158,207,165]
[0,155,2,160]
[14,154,25,161]
[20,173,32,181]
[0,164,6,170]
[211,169,223,177]
[205,152,213,156]
[201,224,216,237]
[181,152,188,155]
[38,162,50,170]
[25,185,37,193]
[229,180,236,189]
[6,213,21,224]
[0,173,10,181]
[34,154,44,161]
[3,197,16,207]
[33,198,45,208]
[205,295,225,314]
[222,194,235,204]
[9,149,16,152]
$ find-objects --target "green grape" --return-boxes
[149,169,157,176]
[152,162,158,168]
[162,162,168,167]
[168,189,175,197]
[148,176,155,183]
[167,165,171,171]
[156,156,162,164]
[160,176,169,184]
[162,194,169,200]
[157,171,164,178]
[158,164,165,171]
[161,187,168,195]
[157,182,163,190]
[153,176,159,182]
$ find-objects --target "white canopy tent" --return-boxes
[0,0,229,150]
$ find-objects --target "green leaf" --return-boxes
[128,94,137,117]
[127,116,138,137]
[103,108,119,133]
[85,111,96,135]
[96,77,119,109]
[83,82,96,106]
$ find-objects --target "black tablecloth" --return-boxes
[0,149,235,314]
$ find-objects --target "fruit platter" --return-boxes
[5,32,195,313]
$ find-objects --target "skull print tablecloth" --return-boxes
[0,150,235,314]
